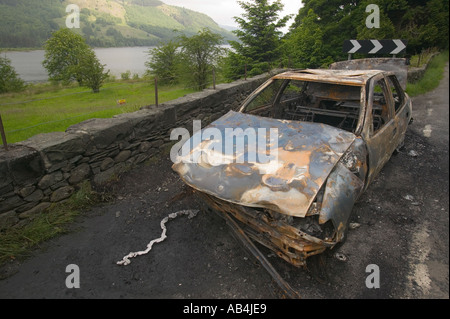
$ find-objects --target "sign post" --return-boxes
[344,39,407,59]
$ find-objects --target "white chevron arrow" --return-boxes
[369,40,383,54]
[391,39,406,54]
[348,40,362,54]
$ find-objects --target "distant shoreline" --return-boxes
[3,46,157,82]
[1,46,152,53]
[1,47,43,53]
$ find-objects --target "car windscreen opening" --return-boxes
[242,79,363,133]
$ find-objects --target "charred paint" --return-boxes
[173,111,356,218]
[172,64,412,268]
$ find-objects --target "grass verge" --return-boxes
[406,51,449,97]
[0,181,102,267]
[1,79,196,144]
[408,49,439,69]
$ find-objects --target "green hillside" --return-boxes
[0,0,235,48]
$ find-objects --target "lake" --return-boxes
[3,47,155,82]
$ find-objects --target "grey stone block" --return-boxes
[20,132,87,167]
[24,189,44,202]
[19,202,51,219]
[50,186,75,202]
[0,195,26,214]
[100,157,115,171]
[0,211,19,231]
[0,145,44,187]
[67,117,135,150]
[68,163,91,185]
[50,180,69,191]
[38,171,63,190]
[114,150,131,163]
[93,163,126,185]
[18,185,36,198]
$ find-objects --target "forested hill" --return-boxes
[0,0,236,48]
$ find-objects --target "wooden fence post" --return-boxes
[154,77,159,107]
[0,114,8,151]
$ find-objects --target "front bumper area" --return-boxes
[198,191,337,268]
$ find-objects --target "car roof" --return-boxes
[273,69,385,86]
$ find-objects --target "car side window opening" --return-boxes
[370,79,392,135]
[243,79,283,115]
[242,79,362,133]
[387,75,405,113]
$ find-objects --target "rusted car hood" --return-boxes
[172,111,356,217]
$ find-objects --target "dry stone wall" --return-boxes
[0,72,274,230]
[407,53,440,84]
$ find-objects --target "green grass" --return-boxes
[0,182,101,267]
[406,51,449,97]
[408,49,438,69]
[0,79,196,144]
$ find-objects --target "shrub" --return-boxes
[0,55,25,93]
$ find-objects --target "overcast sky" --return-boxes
[162,0,303,31]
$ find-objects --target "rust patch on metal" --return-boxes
[199,191,333,267]
[172,64,412,269]
[330,58,409,89]
[172,111,356,218]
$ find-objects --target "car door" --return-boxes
[386,74,412,150]
[363,74,399,185]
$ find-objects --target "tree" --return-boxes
[356,1,396,41]
[42,28,91,85]
[282,9,327,69]
[145,40,181,84]
[42,28,108,93]
[77,50,109,93]
[178,28,224,90]
[289,0,449,65]
[290,0,362,63]
[0,54,25,94]
[223,0,291,80]
[396,0,449,52]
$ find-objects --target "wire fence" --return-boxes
[0,63,257,149]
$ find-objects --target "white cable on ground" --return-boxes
[117,209,199,266]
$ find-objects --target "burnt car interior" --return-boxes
[243,79,362,133]
[242,78,389,135]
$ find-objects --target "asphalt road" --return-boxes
[0,65,448,300]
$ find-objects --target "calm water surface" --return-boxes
[4,47,155,82]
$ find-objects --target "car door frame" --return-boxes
[385,73,413,150]
[361,74,400,187]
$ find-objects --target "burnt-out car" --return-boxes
[172,60,412,268]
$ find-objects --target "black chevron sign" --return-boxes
[343,39,407,55]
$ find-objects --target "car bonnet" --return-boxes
[172,111,357,217]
